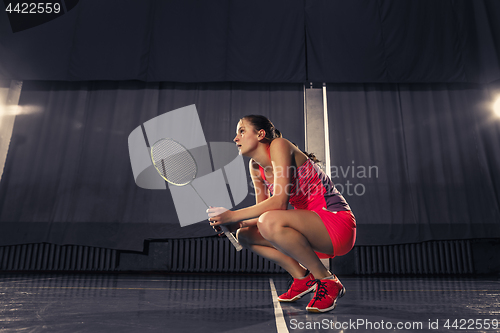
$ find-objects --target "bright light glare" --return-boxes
[0,105,41,116]
[494,96,500,117]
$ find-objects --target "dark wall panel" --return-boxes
[1,1,500,83]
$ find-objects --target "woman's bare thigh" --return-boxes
[258,209,334,256]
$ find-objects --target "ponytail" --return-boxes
[305,151,320,164]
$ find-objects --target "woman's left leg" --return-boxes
[256,209,334,280]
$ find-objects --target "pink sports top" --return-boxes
[258,158,350,212]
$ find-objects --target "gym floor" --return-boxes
[0,273,499,332]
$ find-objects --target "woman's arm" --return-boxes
[209,138,293,225]
[239,217,259,228]
[211,161,267,234]
[222,217,259,233]
[250,159,269,205]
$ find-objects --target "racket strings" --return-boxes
[151,139,197,185]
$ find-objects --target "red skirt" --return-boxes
[313,208,356,258]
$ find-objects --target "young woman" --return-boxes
[207,115,356,313]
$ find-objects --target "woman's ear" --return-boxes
[257,129,266,141]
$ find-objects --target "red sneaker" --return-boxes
[305,276,345,313]
[277,272,316,302]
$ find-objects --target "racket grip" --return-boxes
[220,225,243,251]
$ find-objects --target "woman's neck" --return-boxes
[248,143,272,168]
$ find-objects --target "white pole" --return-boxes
[0,80,22,183]
[322,83,331,178]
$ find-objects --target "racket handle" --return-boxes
[220,226,243,251]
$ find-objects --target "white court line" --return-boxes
[269,278,289,333]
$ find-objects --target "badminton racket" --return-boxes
[150,138,242,251]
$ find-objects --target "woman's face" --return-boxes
[233,119,262,156]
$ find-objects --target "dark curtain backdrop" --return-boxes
[1,0,500,83]
[327,83,500,245]
[0,81,305,251]
[306,0,500,83]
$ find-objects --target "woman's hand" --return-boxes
[207,207,234,227]
[207,207,237,236]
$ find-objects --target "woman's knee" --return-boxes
[257,211,285,240]
[236,226,259,247]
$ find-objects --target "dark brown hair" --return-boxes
[241,115,282,142]
[241,115,320,163]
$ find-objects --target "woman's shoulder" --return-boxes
[270,138,309,167]
[269,137,305,158]
[269,137,293,151]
